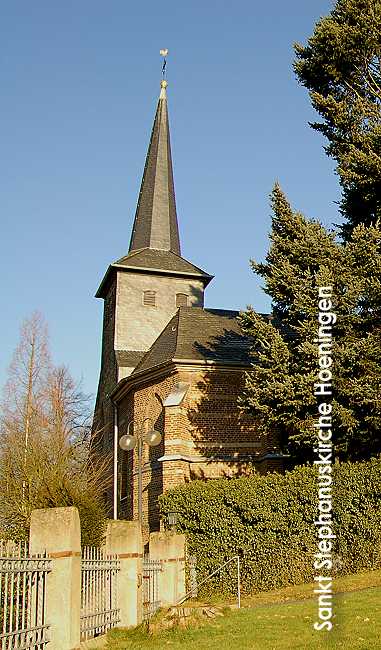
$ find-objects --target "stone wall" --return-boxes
[28,507,185,647]
[115,271,204,353]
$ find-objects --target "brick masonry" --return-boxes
[116,363,283,536]
[92,268,283,527]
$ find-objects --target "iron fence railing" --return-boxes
[142,556,162,620]
[80,546,120,641]
[0,539,51,650]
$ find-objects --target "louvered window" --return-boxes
[176,293,188,307]
[143,290,156,306]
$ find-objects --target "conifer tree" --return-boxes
[239,185,381,463]
[294,0,381,237]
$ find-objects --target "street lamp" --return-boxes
[119,418,162,523]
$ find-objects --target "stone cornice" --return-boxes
[110,361,176,402]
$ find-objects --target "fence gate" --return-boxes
[142,556,162,620]
[80,546,120,641]
[0,539,51,650]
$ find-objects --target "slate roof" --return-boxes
[132,307,253,375]
[129,82,181,255]
[115,248,212,278]
[115,350,146,368]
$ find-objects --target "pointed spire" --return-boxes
[128,80,181,255]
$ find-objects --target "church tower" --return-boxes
[93,79,212,456]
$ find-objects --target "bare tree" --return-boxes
[0,313,110,544]
[1,312,50,462]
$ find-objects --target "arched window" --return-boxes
[143,290,156,307]
[176,293,188,307]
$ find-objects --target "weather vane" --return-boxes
[160,49,168,78]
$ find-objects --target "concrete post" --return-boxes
[29,507,81,650]
[149,532,186,606]
[105,520,143,627]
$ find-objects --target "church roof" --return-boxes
[132,307,253,375]
[115,350,146,368]
[129,80,180,255]
[115,248,212,277]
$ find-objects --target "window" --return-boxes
[143,290,156,306]
[176,293,188,307]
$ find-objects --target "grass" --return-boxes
[105,570,381,649]
[184,568,381,609]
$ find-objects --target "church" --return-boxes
[92,78,283,532]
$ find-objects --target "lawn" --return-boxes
[105,571,381,650]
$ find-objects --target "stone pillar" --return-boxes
[29,507,81,650]
[105,520,143,627]
[149,532,186,605]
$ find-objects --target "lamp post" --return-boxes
[119,418,162,523]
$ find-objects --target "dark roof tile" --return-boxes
[115,350,146,368]
[114,248,212,279]
[132,307,253,375]
[128,86,180,255]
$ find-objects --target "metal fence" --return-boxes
[142,556,162,620]
[0,539,51,650]
[178,556,241,608]
[80,546,120,641]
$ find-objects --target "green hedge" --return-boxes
[159,460,381,595]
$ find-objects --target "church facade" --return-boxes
[92,79,283,532]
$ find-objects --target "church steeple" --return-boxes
[93,71,213,464]
[128,80,181,255]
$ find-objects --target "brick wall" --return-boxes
[92,267,206,518]
[118,370,179,535]
[116,364,283,535]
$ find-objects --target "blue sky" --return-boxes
[1,0,339,398]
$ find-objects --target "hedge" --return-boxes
[159,459,381,595]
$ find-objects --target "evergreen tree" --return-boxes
[294,0,381,237]
[239,185,381,463]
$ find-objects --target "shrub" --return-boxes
[159,460,381,595]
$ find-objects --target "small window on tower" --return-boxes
[143,290,156,307]
[176,293,188,308]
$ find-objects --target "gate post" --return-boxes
[149,532,186,605]
[105,520,143,627]
[29,507,81,650]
